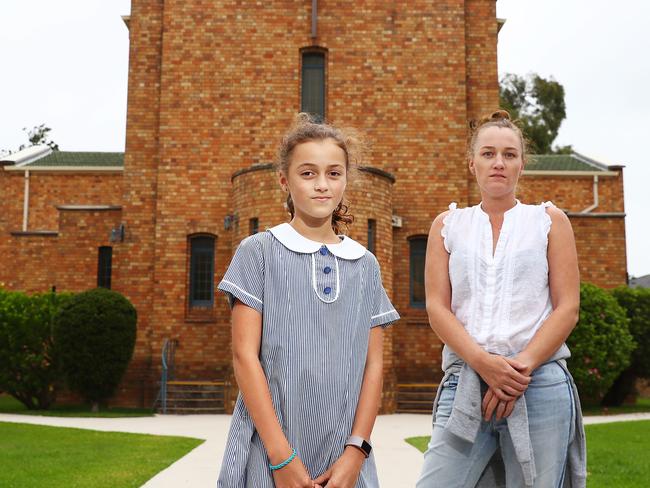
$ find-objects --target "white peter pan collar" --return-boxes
[269,223,366,260]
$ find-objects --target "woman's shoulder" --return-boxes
[518,201,569,221]
[432,202,477,229]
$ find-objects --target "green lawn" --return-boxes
[0,394,153,417]
[406,420,650,487]
[0,422,203,488]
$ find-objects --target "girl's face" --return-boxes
[279,138,348,227]
[469,126,524,200]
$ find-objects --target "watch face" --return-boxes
[346,436,371,457]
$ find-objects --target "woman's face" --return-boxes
[469,126,524,200]
[279,138,348,226]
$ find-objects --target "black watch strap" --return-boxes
[345,435,372,458]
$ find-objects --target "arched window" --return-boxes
[97,246,112,289]
[189,235,215,308]
[409,237,427,308]
[301,51,325,120]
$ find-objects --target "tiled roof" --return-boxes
[21,151,124,167]
[527,153,616,172]
[630,274,650,289]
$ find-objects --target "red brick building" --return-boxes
[0,1,626,413]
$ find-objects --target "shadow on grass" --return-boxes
[0,394,154,418]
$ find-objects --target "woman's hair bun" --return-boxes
[489,109,511,121]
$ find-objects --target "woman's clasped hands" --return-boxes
[475,353,533,421]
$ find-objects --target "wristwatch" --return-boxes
[345,435,372,458]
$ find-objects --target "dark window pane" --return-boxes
[97,246,112,289]
[301,52,325,120]
[410,238,427,308]
[189,236,215,308]
[367,219,376,255]
[249,218,259,235]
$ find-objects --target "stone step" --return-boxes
[395,382,438,414]
[158,379,227,414]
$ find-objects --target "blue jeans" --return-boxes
[417,362,574,488]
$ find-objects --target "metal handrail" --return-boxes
[158,338,178,414]
[161,339,169,414]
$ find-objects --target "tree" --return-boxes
[1,124,59,156]
[19,124,59,151]
[499,73,571,154]
[53,288,137,412]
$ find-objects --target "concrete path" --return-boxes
[2,411,649,487]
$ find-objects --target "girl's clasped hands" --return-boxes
[272,447,364,488]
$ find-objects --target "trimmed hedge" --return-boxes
[0,290,73,409]
[53,288,137,410]
[567,283,635,403]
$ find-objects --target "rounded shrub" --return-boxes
[611,286,650,377]
[0,290,72,409]
[53,288,137,410]
[602,286,650,405]
[566,283,635,404]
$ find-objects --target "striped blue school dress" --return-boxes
[217,223,399,487]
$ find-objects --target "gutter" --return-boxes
[4,166,123,173]
[523,170,618,177]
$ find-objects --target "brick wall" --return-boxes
[0,168,122,292]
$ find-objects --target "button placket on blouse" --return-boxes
[313,245,338,302]
[482,221,496,331]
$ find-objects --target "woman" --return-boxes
[416,110,586,488]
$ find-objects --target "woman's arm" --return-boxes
[313,326,384,488]
[231,300,314,488]
[425,212,530,401]
[514,206,580,371]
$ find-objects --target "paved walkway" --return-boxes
[2,412,650,487]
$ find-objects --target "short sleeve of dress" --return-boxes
[217,236,264,314]
[370,257,400,328]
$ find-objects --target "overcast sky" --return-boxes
[1,1,648,277]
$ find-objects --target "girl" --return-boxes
[417,110,586,487]
[217,114,399,488]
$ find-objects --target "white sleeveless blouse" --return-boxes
[442,200,554,356]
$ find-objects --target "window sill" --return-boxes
[185,309,216,323]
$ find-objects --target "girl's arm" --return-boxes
[313,326,384,488]
[231,300,314,488]
[425,212,530,401]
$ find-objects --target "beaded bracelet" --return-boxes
[269,448,297,471]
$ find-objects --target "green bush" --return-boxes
[566,283,635,403]
[0,289,73,409]
[611,286,650,377]
[602,286,650,405]
[53,288,137,411]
